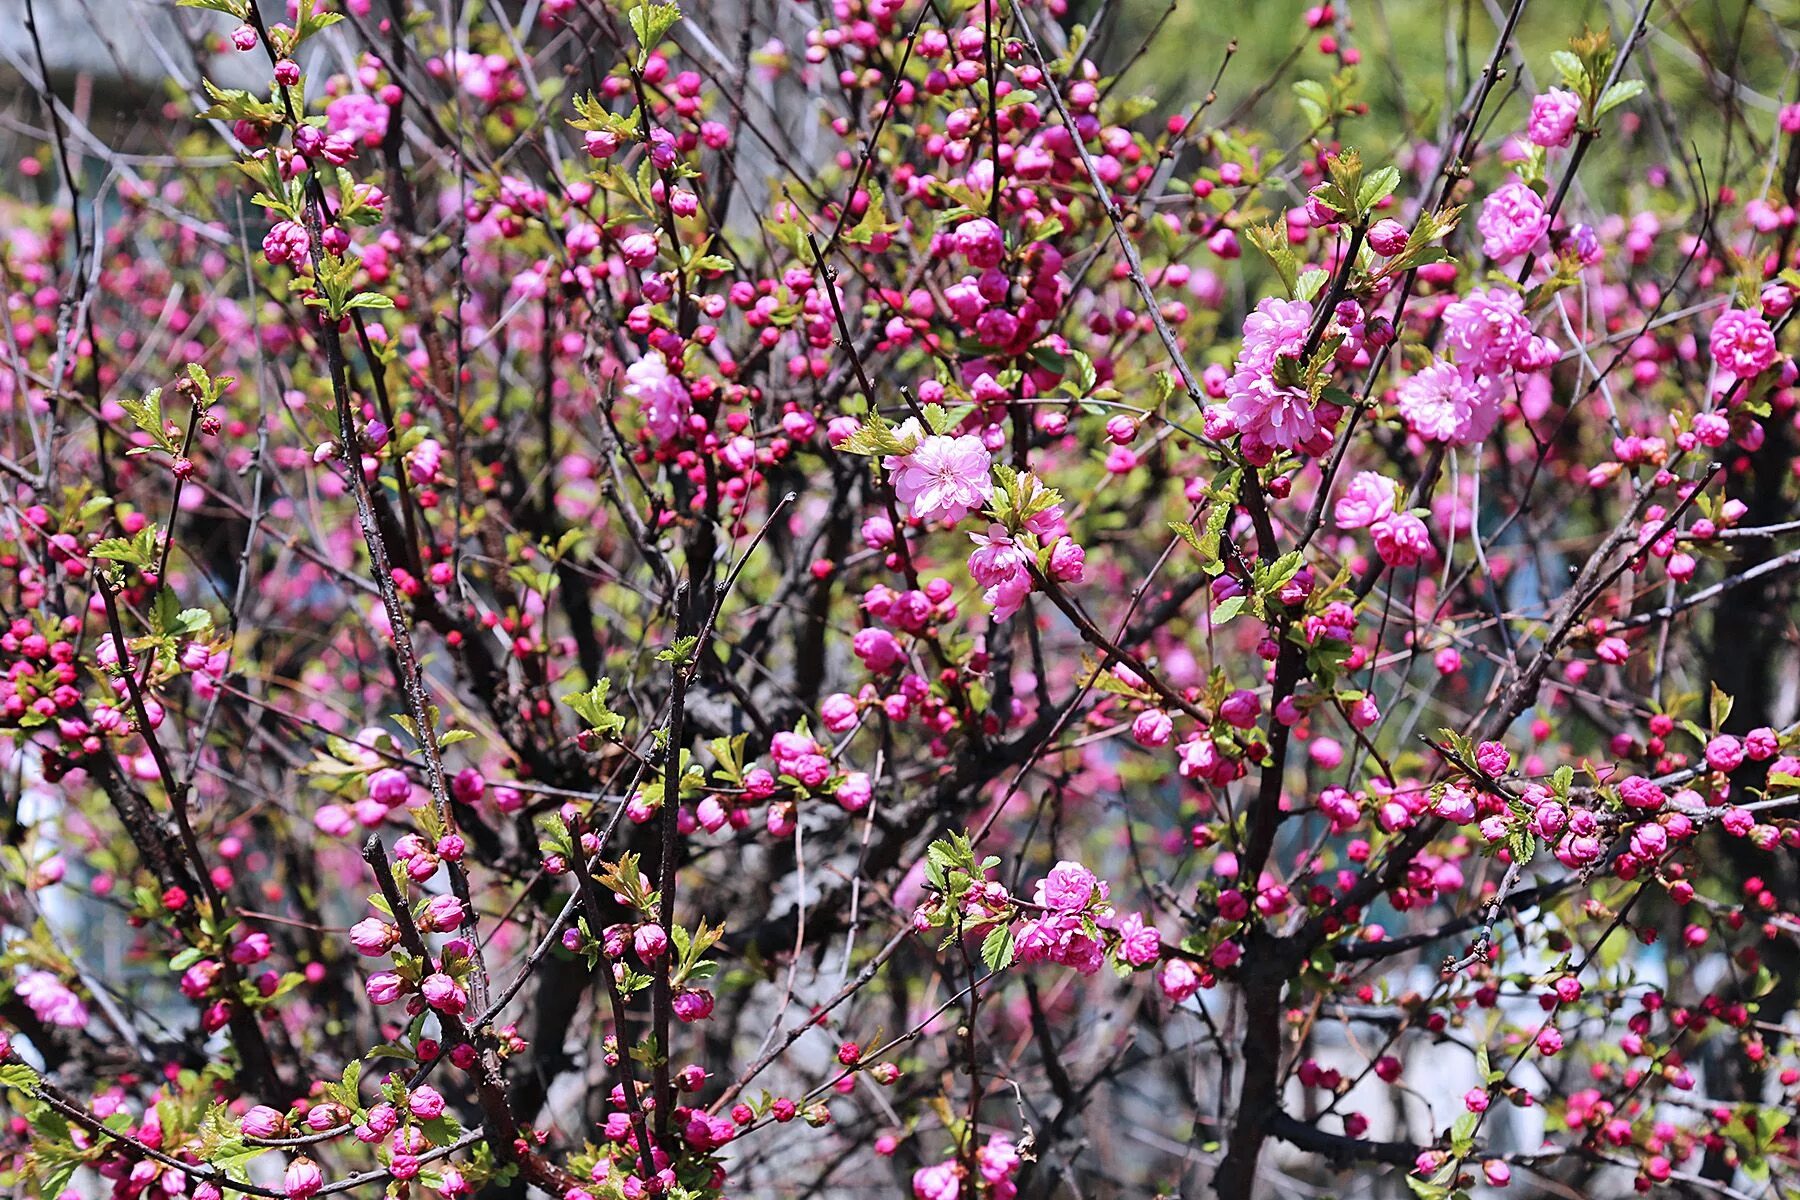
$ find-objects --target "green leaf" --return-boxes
[345,292,394,310]
[0,1063,40,1090]
[1212,595,1246,625]
[565,678,628,739]
[1550,50,1586,90]
[980,923,1015,974]
[1595,78,1644,117]
[1356,165,1401,215]
[1295,267,1329,302]
[1168,521,1204,554]
[657,635,699,664]
[626,1,682,61]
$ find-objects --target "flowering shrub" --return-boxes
[3,0,1800,1197]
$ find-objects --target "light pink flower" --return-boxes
[1114,912,1162,966]
[913,1162,960,1200]
[16,971,88,1028]
[1396,361,1501,444]
[623,352,692,443]
[968,525,1033,619]
[1477,181,1550,263]
[1333,470,1398,530]
[1371,512,1431,567]
[889,432,992,525]
[1037,860,1097,911]
[283,1158,324,1199]
[1159,958,1200,1003]
[1527,89,1580,147]
[1218,298,1324,459]
[1709,308,1778,379]
[1441,287,1534,373]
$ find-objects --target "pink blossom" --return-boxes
[407,1086,445,1119]
[1037,861,1097,911]
[1370,512,1431,567]
[283,1159,324,1199]
[1396,361,1500,444]
[1477,181,1550,263]
[619,232,658,268]
[835,772,872,812]
[16,971,88,1028]
[954,217,1005,268]
[821,692,860,733]
[364,971,404,1005]
[623,352,692,443]
[1334,470,1398,530]
[912,1162,960,1200]
[968,525,1032,619]
[419,894,465,933]
[672,988,714,1022]
[1132,709,1173,747]
[888,432,993,525]
[1114,912,1162,966]
[1441,287,1534,373]
[1367,218,1409,255]
[419,972,467,1014]
[241,1105,286,1138]
[1159,958,1201,1003]
[1219,298,1327,459]
[1527,89,1580,147]
[1709,309,1778,379]
[1705,734,1745,772]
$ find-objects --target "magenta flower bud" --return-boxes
[1159,958,1200,1004]
[419,894,465,933]
[241,1105,287,1139]
[619,232,659,269]
[367,767,411,807]
[820,692,860,733]
[1367,218,1409,256]
[1304,194,1339,226]
[633,923,669,962]
[1132,709,1173,748]
[273,59,301,87]
[695,795,728,833]
[834,772,872,813]
[282,1158,323,1199]
[229,931,272,965]
[421,973,468,1015]
[407,1085,445,1120]
[1047,537,1086,583]
[1705,734,1745,772]
[349,918,399,957]
[364,971,405,1005]
[672,988,715,1022]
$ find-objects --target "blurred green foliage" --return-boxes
[1093,0,1797,210]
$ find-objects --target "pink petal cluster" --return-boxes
[887,427,993,525]
[1217,298,1332,461]
[1477,181,1551,263]
[1527,89,1581,148]
[1709,308,1778,380]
